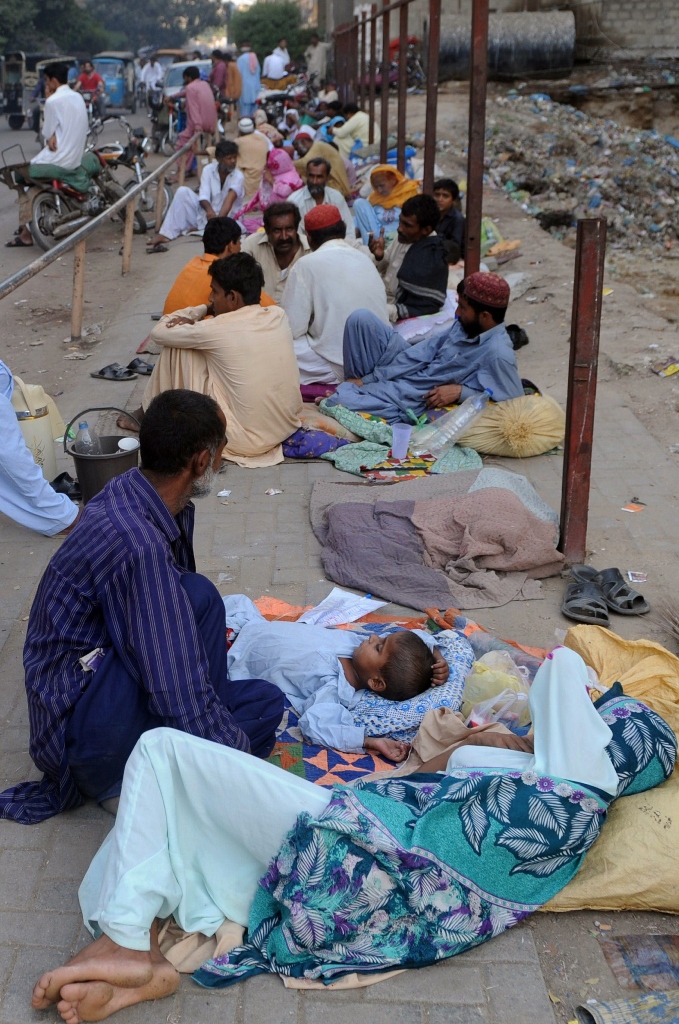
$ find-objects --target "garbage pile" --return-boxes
[482,93,679,250]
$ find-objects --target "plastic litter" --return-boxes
[410,390,492,457]
[217,489,231,497]
[465,688,530,732]
[265,488,283,495]
[461,651,531,724]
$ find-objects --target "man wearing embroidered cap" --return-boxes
[324,270,524,423]
[282,205,389,384]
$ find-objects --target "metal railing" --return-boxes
[0,133,200,343]
[333,0,441,193]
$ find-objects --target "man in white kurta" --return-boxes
[282,205,389,384]
[150,141,245,247]
[143,251,302,467]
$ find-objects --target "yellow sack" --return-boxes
[459,394,565,458]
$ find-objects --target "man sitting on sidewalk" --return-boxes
[0,390,284,824]
[325,272,524,422]
[241,202,309,303]
[143,253,302,467]
[288,157,355,238]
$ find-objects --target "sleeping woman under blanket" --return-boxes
[224,594,465,760]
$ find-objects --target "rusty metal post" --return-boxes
[121,199,135,276]
[380,0,390,163]
[368,4,377,144]
[359,11,367,109]
[350,17,359,103]
[396,3,408,173]
[70,237,86,343]
[154,172,165,231]
[559,218,607,565]
[423,0,441,193]
[464,0,489,276]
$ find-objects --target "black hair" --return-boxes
[215,139,238,158]
[203,216,241,255]
[263,201,301,231]
[211,49,223,58]
[327,100,343,113]
[44,62,69,84]
[306,157,331,174]
[343,102,359,115]
[208,251,263,305]
[463,293,507,323]
[307,220,346,248]
[382,631,436,702]
[184,66,200,81]
[433,177,460,200]
[140,390,225,476]
[401,194,440,232]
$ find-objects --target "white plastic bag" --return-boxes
[465,688,530,731]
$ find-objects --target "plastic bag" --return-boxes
[465,688,530,732]
[461,651,531,723]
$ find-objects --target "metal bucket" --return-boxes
[64,407,140,505]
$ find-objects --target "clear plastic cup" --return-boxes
[391,422,412,460]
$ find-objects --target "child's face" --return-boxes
[434,189,455,214]
[352,633,394,687]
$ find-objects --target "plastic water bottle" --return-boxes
[410,389,493,457]
[74,421,102,456]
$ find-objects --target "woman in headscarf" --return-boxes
[236,148,303,234]
[253,109,283,146]
[353,163,420,244]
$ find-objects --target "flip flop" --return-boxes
[5,236,33,248]
[127,358,155,376]
[90,363,138,381]
[146,243,168,254]
[50,471,81,500]
[571,565,650,615]
[561,579,610,626]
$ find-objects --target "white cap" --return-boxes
[238,117,255,134]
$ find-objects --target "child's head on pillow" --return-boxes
[352,630,435,702]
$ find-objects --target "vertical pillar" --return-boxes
[463,0,489,276]
[423,0,441,193]
[70,237,86,344]
[121,199,135,276]
[154,172,166,231]
[359,11,367,109]
[380,0,390,163]
[559,218,607,565]
[396,3,408,174]
[368,4,377,144]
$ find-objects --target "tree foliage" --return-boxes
[230,1,313,62]
[87,0,223,51]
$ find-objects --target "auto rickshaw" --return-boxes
[3,52,61,129]
[92,52,136,112]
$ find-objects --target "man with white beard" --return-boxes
[1,389,283,824]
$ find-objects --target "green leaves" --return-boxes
[230,1,314,63]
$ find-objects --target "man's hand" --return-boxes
[47,134,57,152]
[165,315,196,328]
[431,648,449,687]
[368,226,385,261]
[424,383,462,408]
[345,377,362,386]
[364,736,411,763]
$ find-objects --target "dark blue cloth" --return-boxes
[324,310,523,424]
[0,468,279,824]
[66,572,283,803]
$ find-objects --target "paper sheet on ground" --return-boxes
[298,587,387,627]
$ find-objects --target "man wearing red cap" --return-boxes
[323,271,524,423]
[282,204,389,384]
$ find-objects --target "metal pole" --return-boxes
[380,0,390,163]
[350,17,359,103]
[178,152,186,187]
[121,199,135,276]
[463,0,489,276]
[423,0,441,193]
[368,4,377,145]
[359,11,367,110]
[154,172,165,231]
[70,238,86,344]
[559,218,607,565]
[396,3,408,174]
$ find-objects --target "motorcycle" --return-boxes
[97,124,173,230]
[0,141,147,251]
[147,87,165,153]
[161,96,185,157]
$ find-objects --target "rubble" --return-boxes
[478,93,679,252]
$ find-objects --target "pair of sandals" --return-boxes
[90,359,154,381]
[561,565,650,627]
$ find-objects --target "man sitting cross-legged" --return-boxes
[143,252,302,467]
[0,390,284,825]
[241,201,309,303]
[288,157,355,239]
[324,272,524,423]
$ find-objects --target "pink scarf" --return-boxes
[238,148,303,221]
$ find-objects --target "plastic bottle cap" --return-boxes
[484,389,493,397]
[79,421,88,428]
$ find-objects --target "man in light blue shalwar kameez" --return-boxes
[236,45,261,119]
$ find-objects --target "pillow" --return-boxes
[459,394,565,458]
[351,629,475,742]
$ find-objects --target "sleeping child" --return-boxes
[224,595,450,761]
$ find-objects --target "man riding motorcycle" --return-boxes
[75,60,107,121]
[6,62,89,248]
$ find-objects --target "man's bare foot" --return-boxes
[31,935,153,1009]
[116,408,143,432]
[56,958,179,1023]
[146,233,169,248]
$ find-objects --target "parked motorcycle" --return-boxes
[97,124,173,230]
[147,87,165,153]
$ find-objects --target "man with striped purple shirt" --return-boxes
[0,390,283,824]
